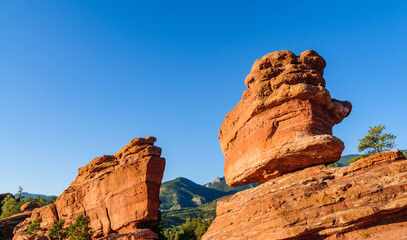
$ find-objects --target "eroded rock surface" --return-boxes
[20,202,39,213]
[0,201,39,240]
[219,50,352,186]
[13,137,165,240]
[0,212,33,240]
[202,150,407,240]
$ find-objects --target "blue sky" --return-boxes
[1,1,407,195]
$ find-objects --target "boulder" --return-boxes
[219,50,352,186]
[20,202,39,213]
[202,150,407,240]
[0,201,39,240]
[13,137,165,240]
[0,212,32,240]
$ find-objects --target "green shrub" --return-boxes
[160,217,212,240]
[49,219,67,240]
[327,162,339,168]
[66,214,93,240]
[349,154,368,164]
[21,218,46,237]
[0,186,57,220]
[0,195,20,219]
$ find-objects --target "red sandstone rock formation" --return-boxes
[1,212,33,240]
[13,137,165,240]
[202,150,407,240]
[19,202,39,213]
[219,50,352,187]
[0,201,40,240]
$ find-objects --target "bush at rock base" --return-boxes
[160,217,212,240]
[21,218,46,237]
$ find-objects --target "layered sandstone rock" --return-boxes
[0,212,33,240]
[219,50,352,186]
[0,201,40,240]
[202,150,407,240]
[13,137,165,240]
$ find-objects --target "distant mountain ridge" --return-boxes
[160,177,227,211]
[159,176,257,211]
[17,193,55,200]
[204,176,258,193]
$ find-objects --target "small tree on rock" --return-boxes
[358,124,396,155]
[66,214,93,240]
[16,186,24,200]
[49,219,67,240]
[21,218,46,237]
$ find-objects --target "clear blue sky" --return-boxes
[1,1,407,195]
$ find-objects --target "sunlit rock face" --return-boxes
[219,50,352,187]
[13,137,165,240]
[203,150,407,240]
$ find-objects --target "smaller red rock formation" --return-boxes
[13,137,165,240]
[349,149,405,171]
[0,212,33,240]
[0,202,39,240]
[20,202,39,213]
[202,150,407,240]
[219,50,352,187]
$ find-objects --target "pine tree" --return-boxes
[49,219,67,240]
[358,124,396,155]
[66,214,93,240]
[0,195,20,219]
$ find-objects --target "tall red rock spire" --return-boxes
[219,50,352,186]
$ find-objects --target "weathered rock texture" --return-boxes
[219,50,352,186]
[0,212,33,240]
[20,202,39,213]
[0,201,40,240]
[13,137,165,240]
[202,150,407,240]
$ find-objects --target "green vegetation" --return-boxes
[327,162,339,167]
[160,177,229,211]
[357,231,371,238]
[349,154,369,164]
[160,217,212,240]
[22,218,46,237]
[0,195,20,219]
[160,177,256,211]
[159,177,257,239]
[358,125,396,155]
[66,214,94,240]
[161,195,228,229]
[348,124,397,164]
[22,214,93,240]
[334,154,360,167]
[329,150,407,167]
[49,219,67,240]
[0,186,57,219]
